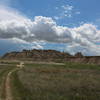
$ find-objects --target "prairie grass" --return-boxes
[11,63,100,100]
[0,65,15,99]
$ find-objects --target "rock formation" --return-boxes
[2,49,100,64]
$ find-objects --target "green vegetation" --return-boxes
[65,62,100,70]
[11,70,33,100]
[0,65,15,99]
[0,61,100,100]
[12,63,100,100]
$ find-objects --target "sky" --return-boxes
[0,0,100,56]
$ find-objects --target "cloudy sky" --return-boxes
[0,0,100,56]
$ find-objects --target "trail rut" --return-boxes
[5,68,18,100]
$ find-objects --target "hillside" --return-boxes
[2,49,71,61]
[2,49,100,64]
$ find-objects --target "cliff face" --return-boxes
[2,49,71,61]
[2,49,100,64]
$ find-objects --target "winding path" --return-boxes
[1,61,62,100]
[5,68,18,100]
[5,62,24,100]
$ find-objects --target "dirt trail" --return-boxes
[5,62,24,100]
[5,68,18,100]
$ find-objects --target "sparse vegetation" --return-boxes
[0,61,100,100]
[11,63,100,100]
[0,65,15,99]
[11,70,33,100]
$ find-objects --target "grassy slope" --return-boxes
[10,63,100,100]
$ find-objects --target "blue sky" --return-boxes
[0,0,100,56]
[9,0,100,27]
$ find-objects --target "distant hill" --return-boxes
[2,49,71,61]
[2,49,100,64]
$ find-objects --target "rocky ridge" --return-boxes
[2,49,100,64]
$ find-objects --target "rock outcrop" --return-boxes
[74,52,83,57]
[2,49,71,62]
[2,49,100,64]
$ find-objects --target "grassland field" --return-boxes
[0,60,100,100]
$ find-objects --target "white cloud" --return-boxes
[0,6,27,21]
[54,5,80,20]
[61,5,73,11]
[0,6,100,55]
[54,5,73,20]
[66,42,100,56]
[20,42,44,50]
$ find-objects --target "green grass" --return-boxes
[0,62,100,100]
[11,69,33,100]
[11,63,100,100]
[25,62,100,70]
[0,65,15,99]
[0,60,19,65]
[65,62,100,70]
